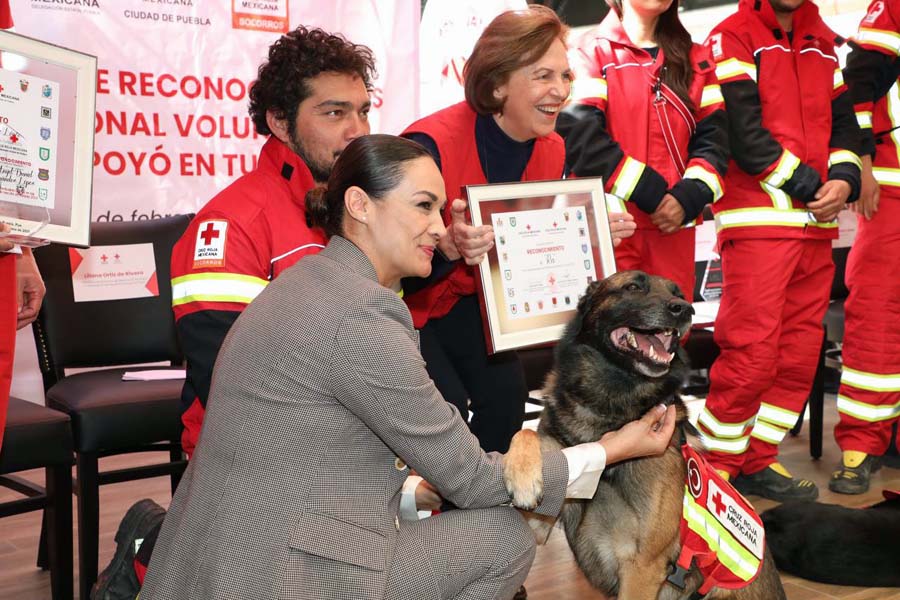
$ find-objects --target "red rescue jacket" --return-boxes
[847,0,900,188]
[707,0,861,241]
[170,137,326,455]
[563,12,729,230]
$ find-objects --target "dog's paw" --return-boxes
[503,429,544,510]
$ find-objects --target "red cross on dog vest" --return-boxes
[677,444,765,595]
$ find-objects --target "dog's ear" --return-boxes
[570,280,603,340]
[576,281,603,314]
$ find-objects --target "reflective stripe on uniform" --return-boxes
[837,394,900,422]
[605,193,627,213]
[715,58,757,82]
[828,149,862,170]
[840,366,900,392]
[888,83,900,169]
[750,420,789,445]
[700,84,724,108]
[698,407,753,438]
[572,76,607,102]
[699,432,751,454]
[610,156,645,201]
[756,403,798,428]
[873,167,900,187]
[856,27,900,55]
[762,149,801,189]
[684,165,724,202]
[682,489,762,582]
[833,67,845,91]
[171,272,268,307]
[715,208,838,231]
[760,181,792,210]
[855,110,873,129]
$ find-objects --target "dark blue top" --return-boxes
[404,112,537,184]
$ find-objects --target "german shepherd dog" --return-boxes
[504,271,786,600]
[761,493,900,587]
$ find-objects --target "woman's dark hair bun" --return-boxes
[305,134,434,238]
[305,185,330,231]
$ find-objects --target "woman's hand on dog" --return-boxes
[599,404,677,465]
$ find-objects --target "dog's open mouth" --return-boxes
[610,326,679,366]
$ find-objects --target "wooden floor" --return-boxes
[1,396,899,599]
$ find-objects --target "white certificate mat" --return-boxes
[0,30,96,247]
[0,69,60,209]
[468,177,615,354]
[71,243,159,302]
[493,207,596,320]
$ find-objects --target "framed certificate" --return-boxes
[0,30,97,248]
[467,177,616,354]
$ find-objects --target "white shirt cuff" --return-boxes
[399,475,424,520]
[561,441,606,499]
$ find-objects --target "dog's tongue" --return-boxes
[635,331,673,363]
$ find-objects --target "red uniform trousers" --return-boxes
[834,193,900,455]
[614,227,696,304]
[700,238,833,477]
[0,253,16,451]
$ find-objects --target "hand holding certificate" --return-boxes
[467,177,617,353]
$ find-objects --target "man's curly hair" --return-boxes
[249,26,377,136]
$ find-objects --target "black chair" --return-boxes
[681,257,721,395]
[31,215,191,599]
[0,396,74,600]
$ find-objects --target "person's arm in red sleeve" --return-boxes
[171,213,270,410]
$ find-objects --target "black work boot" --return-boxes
[829,451,882,495]
[733,463,819,502]
[91,498,166,600]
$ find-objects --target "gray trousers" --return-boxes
[385,506,536,600]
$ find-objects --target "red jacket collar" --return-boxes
[596,11,663,64]
[739,0,834,42]
[258,136,316,208]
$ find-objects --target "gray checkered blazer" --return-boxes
[141,235,568,600]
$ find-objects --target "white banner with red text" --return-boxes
[11,0,419,221]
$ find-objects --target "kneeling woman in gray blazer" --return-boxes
[141,134,676,600]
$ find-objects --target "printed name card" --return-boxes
[70,242,158,302]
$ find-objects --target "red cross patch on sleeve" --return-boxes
[193,220,228,268]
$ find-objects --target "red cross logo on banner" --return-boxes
[712,491,727,516]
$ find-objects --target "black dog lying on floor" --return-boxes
[760,491,900,587]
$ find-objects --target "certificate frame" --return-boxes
[467,177,616,354]
[0,30,97,248]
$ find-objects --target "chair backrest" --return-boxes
[31,215,192,387]
[831,245,850,300]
